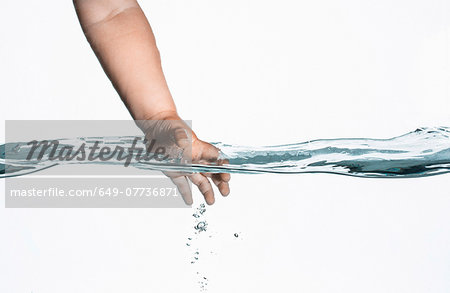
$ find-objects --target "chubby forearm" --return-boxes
[73,0,177,120]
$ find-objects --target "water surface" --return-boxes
[1,127,449,178]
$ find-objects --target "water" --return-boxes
[188,203,211,291]
[7,128,447,292]
[3,128,448,291]
[187,203,244,291]
[1,127,450,178]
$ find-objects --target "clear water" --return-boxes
[1,127,450,178]
[5,128,448,291]
[188,203,210,291]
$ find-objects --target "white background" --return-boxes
[1,0,450,292]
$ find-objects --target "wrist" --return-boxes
[128,100,177,121]
[142,110,180,121]
[123,90,177,121]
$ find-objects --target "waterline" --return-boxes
[2,127,450,178]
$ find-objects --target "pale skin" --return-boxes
[73,0,230,205]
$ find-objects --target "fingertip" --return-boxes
[219,182,230,197]
[180,190,193,206]
[183,195,193,206]
[170,175,193,206]
[203,188,215,205]
[205,196,215,205]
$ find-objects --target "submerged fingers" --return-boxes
[201,173,230,196]
[211,175,230,196]
[166,172,229,205]
[189,173,215,205]
[218,172,231,182]
[165,172,192,205]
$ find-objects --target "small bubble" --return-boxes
[234,233,239,238]
[197,203,206,215]
[194,221,208,232]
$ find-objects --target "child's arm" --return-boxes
[73,0,175,120]
[73,0,230,204]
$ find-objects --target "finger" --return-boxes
[218,159,231,182]
[211,174,230,196]
[168,175,193,205]
[201,173,230,197]
[218,172,231,182]
[189,173,215,205]
[202,158,230,182]
[196,140,220,162]
[201,172,229,183]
